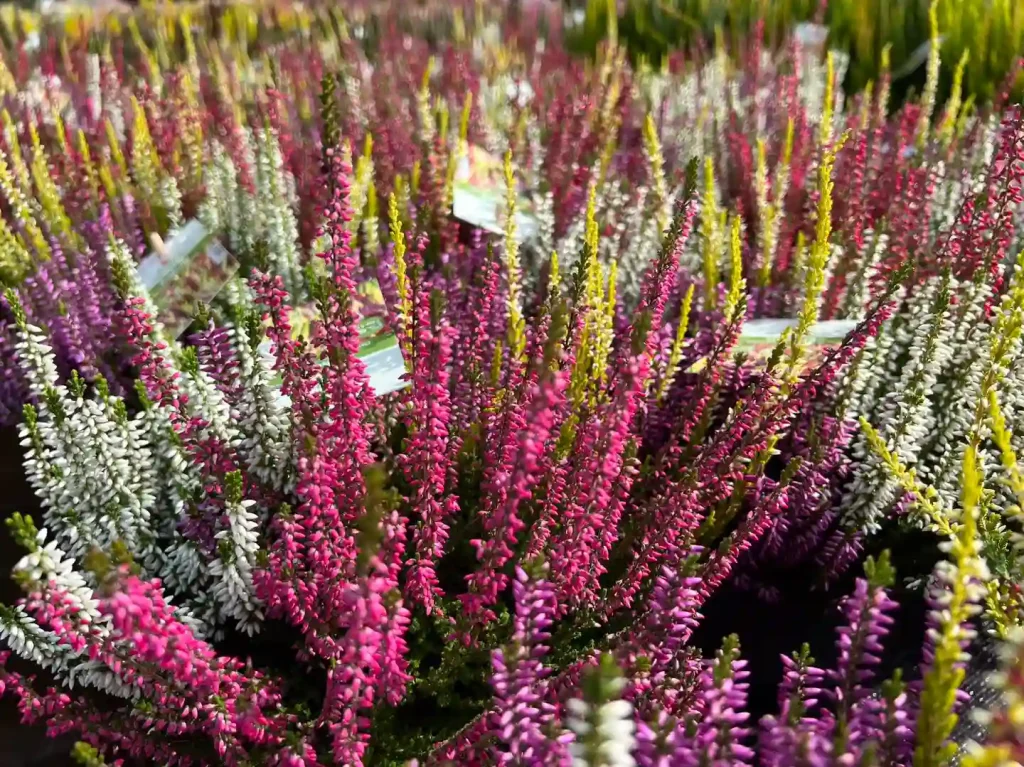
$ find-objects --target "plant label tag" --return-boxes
[137,219,239,338]
[793,22,829,51]
[685,319,861,374]
[452,144,539,241]
[261,278,409,402]
[735,318,861,370]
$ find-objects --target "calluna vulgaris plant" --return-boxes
[0,1,1021,765]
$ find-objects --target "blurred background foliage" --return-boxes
[564,0,1024,103]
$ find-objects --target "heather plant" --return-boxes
[0,0,1003,416]
[603,18,1024,608]
[0,80,890,762]
[826,102,1024,622]
[0,2,1022,765]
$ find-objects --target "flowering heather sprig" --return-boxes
[566,654,634,767]
[756,550,952,766]
[840,274,955,535]
[252,146,374,643]
[0,514,107,692]
[208,470,264,633]
[490,562,571,766]
[402,280,458,614]
[831,551,900,756]
[5,540,263,759]
[9,291,155,560]
[461,360,559,626]
[913,445,989,767]
[624,551,704,715]
[758,644,830,767]
[228,304,293,494]
[687,634,754,767]
[107,239,183,413]
[190,315,244,407]
[314,141,376,521]
[254,124,305,298]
